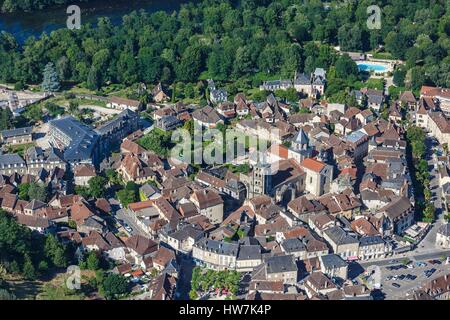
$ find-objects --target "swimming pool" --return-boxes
[357,62,388,72]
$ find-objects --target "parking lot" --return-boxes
[368,258,450,299]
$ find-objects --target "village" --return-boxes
[1,53,450,301]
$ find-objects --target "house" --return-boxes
[287,196,325,221]
[152,83,170,103]
[0,154,27,176]
[24,199,46,216]
[311,68,326,97]
[208,82,228,104]
[15,214,53,234]
[81,231,126,261]
[148,273,177,300]
[263,254,298,284]
[156,115,181,131]
[190,189,224,224]
[153,246,176,271]
[118,153,155,184]
[319,254,348,280]
[260,80,293,92]
[0,126,33,145]
[25,147,66,175]
[125,234,158,265]
[308,213,336,237]
[236,245,262,272]
[389,104,402,124]
[399,91,416,110]
[294,73,313,96]
[436,224,450,248]
[421,273,450,300]
[420,85,450,117]
[358,235,389,260]
[304,271,336,298]
[167,224,204,253]
[107,96,142,111]
[216,102,236,118]
[74,164,96,186]
[280,238,307,260]
[366,89,384,112]
[377,196,414,235]
[192,238,239,270]
[323,226,359,261]
[192,106,223,128]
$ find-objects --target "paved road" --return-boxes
[115,208,147,237]
[176,256,195,300]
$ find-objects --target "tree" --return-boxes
[335,54,358,78]
[28,182,48,202]
[44,235,67,268]
[102,274,129,300]
[41,62,60,92]
[86,251,100,271]
[86,66,100,90]
[22,255,37,280]
[88,176,108,199]
[18,183,30,201]
[116,188,137,208]
[0,108,13,131]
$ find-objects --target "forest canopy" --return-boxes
[0,0,448,91]
[0,0,91,12]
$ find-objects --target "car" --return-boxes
[392,275,399,281]
[352,279,359,285]
[386,276,393,281]
[392,283,401,288]
[398,275,406,280]
[407,263,414,269]
[407,275,417,281]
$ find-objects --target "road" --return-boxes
[115,208,148,237]
[175,256,195,300]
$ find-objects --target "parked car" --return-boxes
[392,283,401,288]
[398,275,406,280]
[406,275,417,281]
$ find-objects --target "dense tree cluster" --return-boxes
[0,0,90,12]
[189,267,240,299]
[406,126,435,223]
[0,0,448,93]
[0,210,69,280]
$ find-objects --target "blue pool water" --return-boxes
[357,63,388,72]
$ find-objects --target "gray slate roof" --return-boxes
[320,254,347,269]
[49,116,99,162]
[265,254,297,274]
[0,154,26,167]
[1,126,32,139]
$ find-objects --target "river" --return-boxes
[0,0,184,44]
